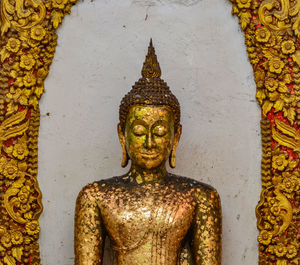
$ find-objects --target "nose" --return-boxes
[146,132,153,149]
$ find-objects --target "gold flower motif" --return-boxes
[0,233,12,248]
[265,78,278,92]
[23,73,37,88]
[270,204,280,216]
[268,197,277,205]
[11,231,23,245]
[274,243,287,257]
[6,38,21,53]
[25,221,40,235]
[30,26,46,41]
[2,159,19,179]
[286,244,297,259]
[255,28,271,42]
[18,186,30,204]
[31,47,41,59]
[24,211,33,220]
[282,177,298,193]
[275,217,282,227]
[267,214,277,224]
[20,54,35,70]
[269,58,285,74]
[6,88,30,106]
[258,230,273,245]
[272,154,288,171]
[37,67,49,81]
[263,222,272,230]
[236,0,251,9]
[12,136,29,160]
[52,0,68,9]
[20,203,31,213]
[281,40,295,55]
[272,175,282,186]
[13,143,29,159]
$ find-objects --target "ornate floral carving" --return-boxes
[0,0,77,263]
[230,0,300,264]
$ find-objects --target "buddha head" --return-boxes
[118,40,182,170]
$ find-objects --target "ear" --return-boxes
[169,124,182,168]
[117,123,129,167]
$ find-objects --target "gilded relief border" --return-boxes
[230,0,299,264]
[0,0,298,264]
[0,0,77,263]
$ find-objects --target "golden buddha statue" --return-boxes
[74,40,222,265]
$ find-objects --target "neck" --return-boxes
[128,164,167,184]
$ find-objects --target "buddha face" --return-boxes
[118,105,181,170]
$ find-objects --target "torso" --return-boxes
[88,174,213,265]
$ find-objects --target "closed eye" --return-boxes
[152,125,167,136]
[132,125,147,136]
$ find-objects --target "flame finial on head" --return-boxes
[141,39,161,78]
[119,39,180,132]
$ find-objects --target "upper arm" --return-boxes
[191,189,222,265]
[74,186,105,265]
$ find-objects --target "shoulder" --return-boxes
[96,175,126,187]
[167,173,221,205]
[76,176,126,204]
[76,182,100,207]
[167,173,216,192]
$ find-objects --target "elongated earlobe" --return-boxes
[117,124,129,167]
[169,124,182,168]
[169,148,176,168]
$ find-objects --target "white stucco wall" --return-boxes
[38,0,261,264]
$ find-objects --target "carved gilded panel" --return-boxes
[230,0,299,264]
[0,0,77,263]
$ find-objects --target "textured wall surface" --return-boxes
[37,0,261,264]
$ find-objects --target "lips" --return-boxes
[141,153,159,159]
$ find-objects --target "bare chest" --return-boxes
[98,185,195,252]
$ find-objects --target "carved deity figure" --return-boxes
[74,40,222,265]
